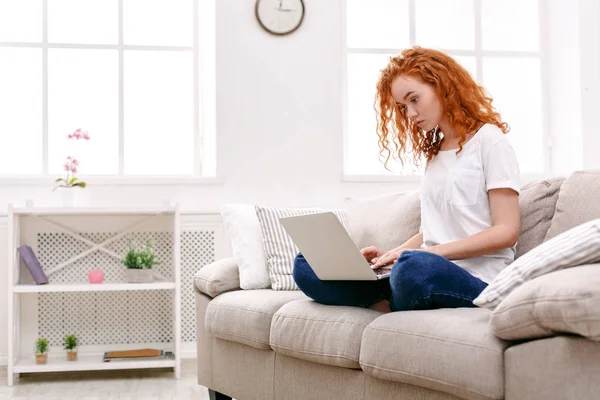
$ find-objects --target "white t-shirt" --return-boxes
[419,123,520,283]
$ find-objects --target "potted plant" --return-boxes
[63,334,78,361]
[53,129,90,207]
[35,338,49,364]
[122,240,161,283]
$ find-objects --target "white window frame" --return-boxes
[341,0,552,183]
[0,0,217,186]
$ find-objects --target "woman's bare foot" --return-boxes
[368,299,391,313]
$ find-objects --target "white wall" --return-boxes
[546,0,583,175]
[579,0,600,169]
[0,0,598,214]
[0,0,416,216]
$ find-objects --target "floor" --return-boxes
[0,359,216,400]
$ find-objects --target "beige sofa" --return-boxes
[194,171,600,400]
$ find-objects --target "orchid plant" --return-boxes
[53,129,90,191]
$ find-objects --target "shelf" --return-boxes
[13,282,176,293]
[7,203,182,386]
[14,354,176,374]
[10,206,176,216]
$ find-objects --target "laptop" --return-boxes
[279,212,392,280]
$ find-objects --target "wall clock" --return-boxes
[255,0,305,36]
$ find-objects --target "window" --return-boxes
[344,0,546,177]
[0,0,216,179]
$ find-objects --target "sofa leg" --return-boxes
[208,388,232,400]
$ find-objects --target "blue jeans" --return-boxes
[292,250,488,311]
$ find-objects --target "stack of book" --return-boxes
[102,348,174,362]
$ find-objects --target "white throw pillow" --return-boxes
[474,219,600,310]
[255,206,348,291]
[220,204,271,290]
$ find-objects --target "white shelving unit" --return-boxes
[6,205,182,386]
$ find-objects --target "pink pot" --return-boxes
[88,269,104,284]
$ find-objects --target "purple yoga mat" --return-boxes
[17,245,49,285]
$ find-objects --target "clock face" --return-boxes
[255,0,305,36]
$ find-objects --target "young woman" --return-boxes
[293,46,521,312]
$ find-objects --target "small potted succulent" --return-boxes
[35,338,49,364]
[122,240,161,283]
[63,334,78,361]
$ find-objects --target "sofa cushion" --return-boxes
[270,299,382,369]
[545,170,600,241]
[490,264,600,341]
[205,289,307,350]
[474,218,600,310]
[340,191,421,252]
[360,308,509,400]
[516,177,564,258]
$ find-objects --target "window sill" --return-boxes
[0,175,223,186]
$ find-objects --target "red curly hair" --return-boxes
[375,47,509,170]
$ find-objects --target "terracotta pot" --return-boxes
[67,350,77,361]
[36,353,47,364]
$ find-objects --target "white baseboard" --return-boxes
[181,347,197,359]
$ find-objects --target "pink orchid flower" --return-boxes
[62,157,79,173]
[53,130,90,191]
[67,129,91,140]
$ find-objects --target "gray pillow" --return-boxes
[490,265,600,341]
[544,170,600,241]
[516,178,564,258]
[340,191,421,252]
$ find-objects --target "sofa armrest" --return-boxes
[193,257,241,298]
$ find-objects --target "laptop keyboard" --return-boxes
[374,266,392,275]
[368,262,392,276]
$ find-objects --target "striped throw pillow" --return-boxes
[474,219,600,310]
[255,206,348,291]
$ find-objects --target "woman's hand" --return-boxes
[360,246,384,264]
[371,248,405,269]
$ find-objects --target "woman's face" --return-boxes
[390,74,442,132]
